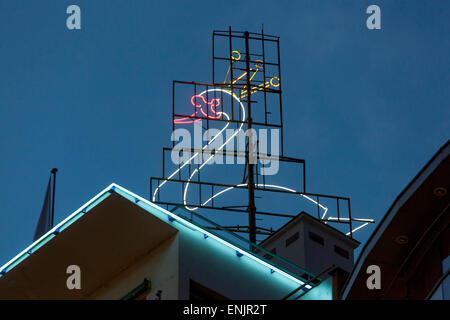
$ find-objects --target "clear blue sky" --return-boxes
[0,0,449,266]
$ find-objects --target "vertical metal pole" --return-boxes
[212,32,215,83]
[172,81,175,148]
[206,86,209,130]
[277,38,284,156]
[303,162,306,193]
[245,31,257,248]
[198,162,202,207]
[337,198,340,221]
[261,27,268,125]
[50,168,58,227]
[162,150,165,178]
[212,185,214,208]
[317,196,320,219]
[348,199,353,238]
[228,26,234,120]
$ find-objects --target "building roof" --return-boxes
[258,211,360,249]
[341,140,450,299]
[0,183,313,298]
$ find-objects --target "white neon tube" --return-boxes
[153,88,245,203]
[154,87,331,219]
[346,222,370,236]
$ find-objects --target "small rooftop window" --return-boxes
[309,231,324,246]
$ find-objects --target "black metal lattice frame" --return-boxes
[150,27,367,242]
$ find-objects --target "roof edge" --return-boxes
[1,183,313,291]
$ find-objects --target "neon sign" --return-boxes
[174,94,223,124]
[156,50,333,218]
[153,36,374,237]
[173,50,281,124]
[155,85,331,219]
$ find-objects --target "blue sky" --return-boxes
[0,0,449,266]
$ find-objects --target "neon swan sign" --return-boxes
[152,49,374,236]
[152,50,332,223]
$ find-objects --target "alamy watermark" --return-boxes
[366,5,381,30]
[171,122,280,176]
[66,265,81,290]
[66,5,81,30]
